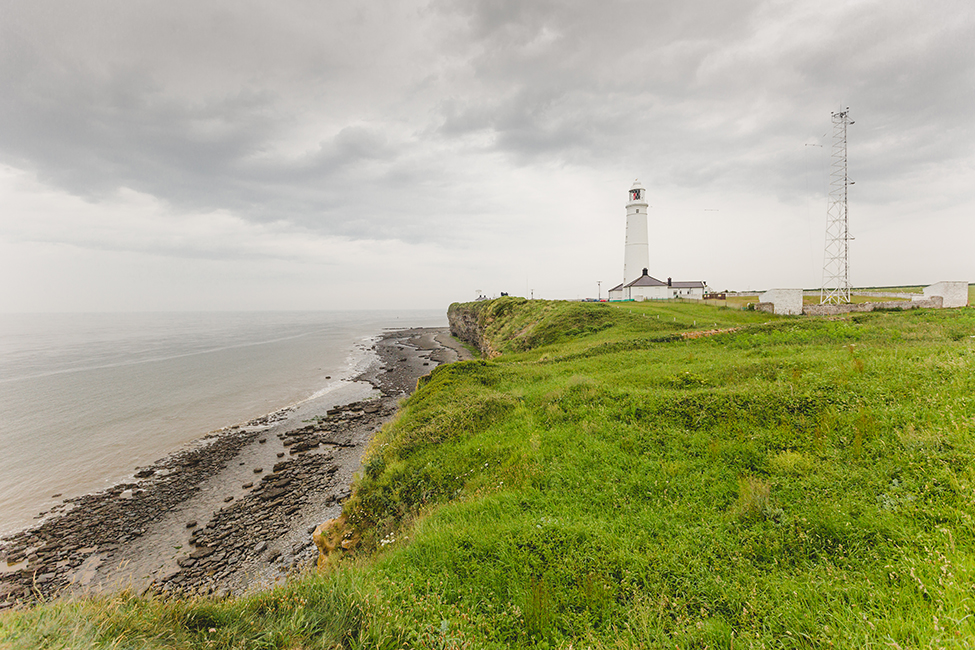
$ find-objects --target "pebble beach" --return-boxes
[0,327,471,607]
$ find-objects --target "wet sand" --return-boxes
[0,327,472,607]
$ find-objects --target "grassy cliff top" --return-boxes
[4,299,975,648]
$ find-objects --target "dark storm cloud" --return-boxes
[1,0,973,248]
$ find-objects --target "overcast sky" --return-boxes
[1,0,973,311]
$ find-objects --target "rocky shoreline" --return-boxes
[0,327,472,608]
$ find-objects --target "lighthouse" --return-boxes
[607,178,709,301]
[623,179,649,284]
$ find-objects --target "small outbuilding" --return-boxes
[757,288,804,316]
[921,282,969,308]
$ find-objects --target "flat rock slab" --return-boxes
[190,546,215,559]
[262,488,288,500]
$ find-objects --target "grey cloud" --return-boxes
[1,0,973,253]
[431,0,975,206]
[2,78,278,201]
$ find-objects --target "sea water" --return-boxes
[0,310,445,536]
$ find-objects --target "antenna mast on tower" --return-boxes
[821,108,854,304]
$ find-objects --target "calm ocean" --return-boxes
[0,310,445,536]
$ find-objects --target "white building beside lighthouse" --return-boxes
[608,179,708,301]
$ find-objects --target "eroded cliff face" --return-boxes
[446,303,490,358]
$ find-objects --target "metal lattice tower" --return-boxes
[821,108,854,304]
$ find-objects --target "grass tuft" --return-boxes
[733,475,772,520]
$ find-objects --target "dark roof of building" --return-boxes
[625,274,667,288]
[611,272,706,292]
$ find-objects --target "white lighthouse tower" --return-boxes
[623,179,649,284]
[608,178,708,302]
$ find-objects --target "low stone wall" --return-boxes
[851,291,918,299]
[803,296,943,316]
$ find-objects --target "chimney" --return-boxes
[667,277,672,286]
[642,268,648,276]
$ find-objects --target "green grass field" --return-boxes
[3,298,975,649]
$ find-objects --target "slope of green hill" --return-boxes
[3,298,975,648]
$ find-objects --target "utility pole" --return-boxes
[597,281,602,301]
[821,108,854,304]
